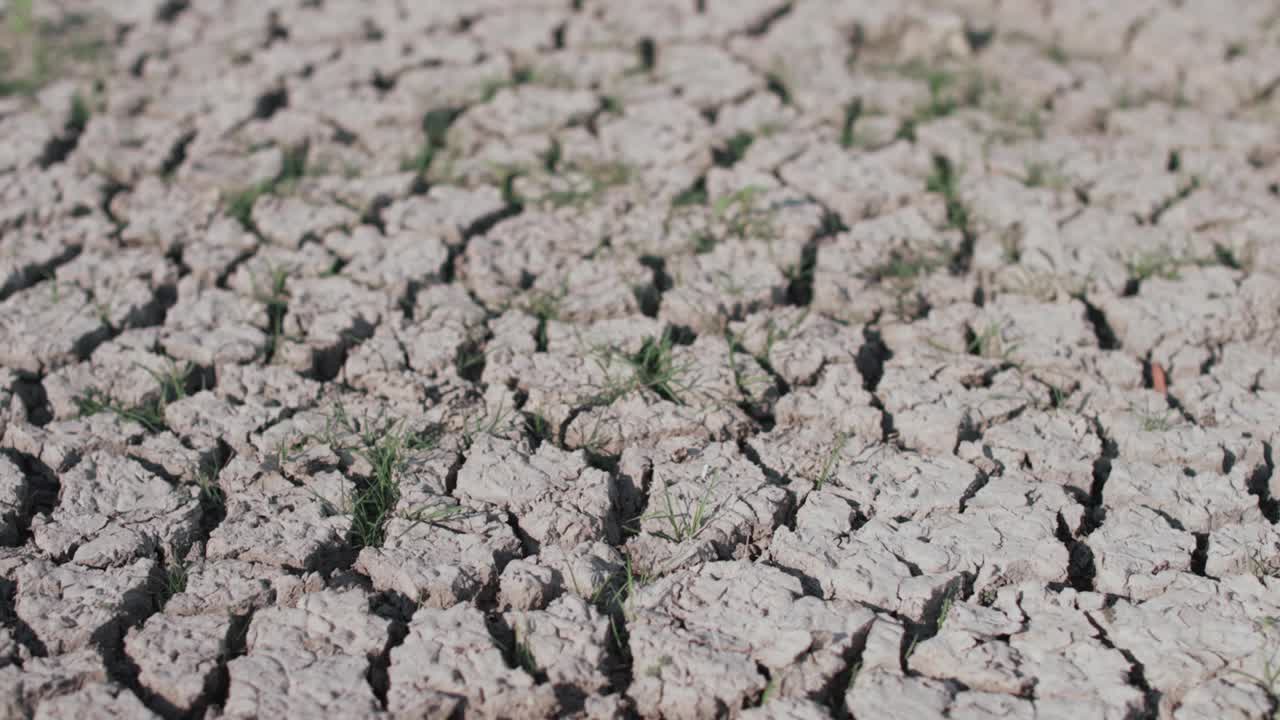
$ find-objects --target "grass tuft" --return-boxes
[348,419,437,548]
[251,264,292,363]
[925,155,969,234]
[75,361,193,433]
[155,558,188,604]
[225,144,309,228]
[637,466,720,544]
[814,432,849,491]
[601,332,693,406]
[303,404,449,549]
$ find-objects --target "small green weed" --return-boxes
[840,98,862,148]
[608,556,653,620]
[758,676,779,706]
[524,290,562,351]
[513,625,540,676]
[75,361,193,433]
[225,144,309,228]
[714,131,755,167]
[250,264,292,363]
[671,179,709,208]
[479,66,536,102]
[1133,406,1174,432]
[968,321,1018,360]
[869,249,947,284]
[534,162,631,208]
[349,422,436,548]
[2,0,109,96]
[814,432,849,491]
[925,155,970,235]
[401,107,461,175]
[713,185,774,242]
[935,589,956,632]
[1127,248,1183,284]
[462,397,516,445]
[1023,161,1069,191]
[193,461,226,512]
[67,91,90,132]
[895,64,985,141]
[313,404,441,549]
[596,332,694,406]
[600,95,623,114]
[7,0,33,35]
[638,467,720,544]
[158,558,188,602]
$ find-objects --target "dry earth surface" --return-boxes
[1,0,1280,718]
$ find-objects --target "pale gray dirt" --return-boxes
[0,0,1279,718]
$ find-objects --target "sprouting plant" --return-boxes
[839,98,862,148]
[398,495,462,522]
[40,268,61,303]
[637,38,656,73]
[225,144,309,228]
[867,246,949,285]
[463,397,515,445]
[225,185,263,229]
[533,161,631,208]
[600,95,623,114]
[68,91,90,132]
[513,625,539,676]
[692,230,717,254]
[968,321,1018,360]
[1132,405,1174,432]
[1023,161,1068,190]
[249,264,292,363]
[311,404,440,549]
[714,131,755,167]
[348,419,437,548]
[894,64,985,141]
[638,466,721,544]
[522,286,563,351]
[159,558,188,602]
[566,566,613,608]
[904,632,920,660]
[275,143,308,192]
[814,432,849,491]
[597,331,695,406]
[935,589,956,632]
[608,555,651,620]
[1127,247,1182,283]
[759,310,809,360]
[925,154,970,235]
[75,361,192,432]
[1048,383,1069,409]
[193,462,225,511]
[758,676,779,706]
[7,0,33,35]
[401,107,460,175]
[713,185,775,242]
[671,179,709,208]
